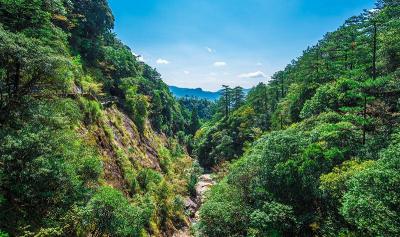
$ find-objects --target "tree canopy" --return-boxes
[198,1,400,236]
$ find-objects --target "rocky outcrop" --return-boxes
[174,174,215,237]
[79,104,194,236]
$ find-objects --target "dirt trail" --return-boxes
[173,174,215,237]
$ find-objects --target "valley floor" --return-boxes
[174,174,215,237]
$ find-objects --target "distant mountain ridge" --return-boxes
[169,86,251,100]
[169,86,222,100]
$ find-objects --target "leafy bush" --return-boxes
[137,169,163,191]
[0,100,101,235]
[340,138,400,236]
[79,97,103,125]
[249,201,297,236]
[81,186,148,237]
[199,181,249,237]
[199,113,363,236]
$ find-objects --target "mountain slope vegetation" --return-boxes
[0,1,201,236]
[196,1,400,236]
[1,0,400,237]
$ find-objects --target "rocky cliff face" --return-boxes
[79,104,195,236]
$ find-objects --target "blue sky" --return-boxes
[108,0,375,91]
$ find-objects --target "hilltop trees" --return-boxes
[217,85,246,117]
[69,0,115,65]
[220,85,231,117]
[232,86,246,109]
[178,97,215,121]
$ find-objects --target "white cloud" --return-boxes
[183,70,190,75]
[156,58,170,65]
[205,47,215,53]
[369,8,379,13]
[209,72,217,76]
[238,71,267,79]
[213,61,227,67]
[256,62,263,66]
[131,51,146,62]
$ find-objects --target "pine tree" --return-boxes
[221,85,231,117]
[232,86,245,110]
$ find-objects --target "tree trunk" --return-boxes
[372,21,377,80]
[14,60,21,96]
[362,95,367,145]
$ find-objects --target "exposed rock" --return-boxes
[195,174,215,204]
[174,174,215,237]
[184,197,198,218]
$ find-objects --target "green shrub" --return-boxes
[187,162,202,197]
[199,182,249,237]
[0,230,8,237]
[249,201,298,236]
[340,138,400,236]
[137,169,162,191]
[0,100,100,234]
[81,186,148,237]
[79,97,103,125]
[118,78,149,133]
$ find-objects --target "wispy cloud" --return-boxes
[132,51,146,62]
[213,61,227,67]
[256,62,263,66]
[156,58,170,65]
[205,47,215,53]
[368,8,379,13]
[238,71,267,79]
[183,70,190,75]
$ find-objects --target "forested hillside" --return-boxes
[0,1,201,236]
[196,1,400,236]
[1,0,400,237]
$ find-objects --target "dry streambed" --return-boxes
[173,174,215,237]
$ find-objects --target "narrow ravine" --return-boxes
[173,174,215,237]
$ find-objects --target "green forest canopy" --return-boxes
[196,1,400,236]
[0,0,400,237]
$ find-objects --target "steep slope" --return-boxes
[80,102,195,236]
[0,1,197,236]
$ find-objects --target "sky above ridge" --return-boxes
[108,0,375,91]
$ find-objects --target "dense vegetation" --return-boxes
[1,0,400,236]
[0,1,199,236]
[195,85,268,168]
[178,97,215,122]
[197,1,400,236]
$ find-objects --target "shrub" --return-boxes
[81,186,148,237]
